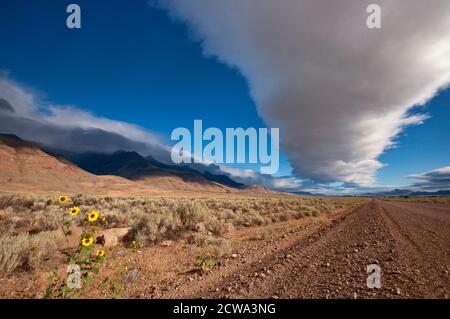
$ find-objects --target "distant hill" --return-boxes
[364,188,450,197]
[45,149,238,192]
[142,156,245,189]
[240,184,277,194]
[0,134,156,195]
[292,191,327,196]
[0,133,263,195]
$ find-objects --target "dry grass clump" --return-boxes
[0,231,56,273]
[27,231,57,269]
[176,201,208,230]
[279,212,290,221]
[32,208,62,232]
[0,195,35,212]
[129,210,182,246]
[0,233,29,273]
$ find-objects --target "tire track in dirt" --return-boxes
[253,200,400,299]
[154,208,358,299]
[157,200,449,299]
[377,200,449,298]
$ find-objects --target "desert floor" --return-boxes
[0,195,448,299]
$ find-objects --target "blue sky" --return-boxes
[0,0,263,133]
[0,0,449,193]
[377,88,450,187]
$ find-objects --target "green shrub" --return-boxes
[176,201,207,230]
[195,253,216,273]
[129,210,182,246]
[130,214,163,246]
[251,215,266,226]
[279,212,290,221]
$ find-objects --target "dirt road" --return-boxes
[158,200,449,299]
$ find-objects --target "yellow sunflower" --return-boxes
[81,236,94,247]
[100,213,106,222]
[87,211,99,222]
[96,249,105,257]
[58,195,69,204]
[68,206,80,216]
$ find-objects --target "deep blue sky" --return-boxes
[377,88,450,187]
[0,0,263,132]
[0,0,449,188]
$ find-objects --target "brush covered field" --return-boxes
[0,193,365,298]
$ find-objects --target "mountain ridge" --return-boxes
[0,133,272,195]
[363,188,450,197]
[44,148,245,191]
[0,133,158,195]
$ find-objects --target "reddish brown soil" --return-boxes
[155,200,449,299]
[1,199,448,299]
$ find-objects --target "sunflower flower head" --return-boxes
[68,206,80,216]
[96,249,105,257]
[87,211,99,222]
[58,195,69,204]
[81,236,94,247]
[100,213,106,222]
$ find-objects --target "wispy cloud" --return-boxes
[157,0,450,186]
[0,76,170,157]
[217,165,303,191]
[407,166,450,191]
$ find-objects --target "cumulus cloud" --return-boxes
[0,76,170,158]
[408,166,450,190]
[157,0,450,186]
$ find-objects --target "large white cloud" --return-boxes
[157,0,450,186]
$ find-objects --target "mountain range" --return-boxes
[2,133,448,197]
[0,133,273,195]
[363,188,450,197]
